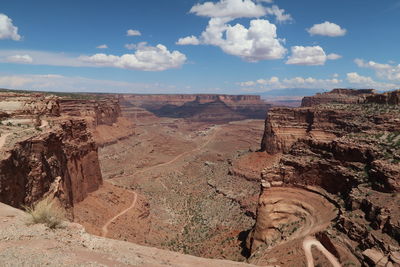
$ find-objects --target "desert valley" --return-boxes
[0,88,399,266]
[1,1,400,266]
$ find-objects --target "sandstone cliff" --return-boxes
[0,92,60,116]
[249,92,400,266]
[59,97,121,127]
[121,94,269,120]
[0,119,102,211]
[366,89,400,105]
[301,88,375,107]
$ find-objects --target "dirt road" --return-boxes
[0,133,12,150]
[303,236,341,267]
[101,191,138,237]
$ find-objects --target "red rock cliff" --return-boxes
[59,97,121,127]
[0,119,102,210]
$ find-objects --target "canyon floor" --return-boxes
[74,115,266,261]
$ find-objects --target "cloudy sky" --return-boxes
[0,0,399,95]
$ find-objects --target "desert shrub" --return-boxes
[23,198,64,229]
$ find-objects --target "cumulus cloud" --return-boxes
[79,43,187,71]
[307,21,347,37]
[0,14,21,41]
[178,0,291,61]
[286,46,340,66]
[355,59,400,81]
[176,35,200,45]
[200,18,286,62]
[189,0,266,19]
[126,29,141,36]
[265,5,292,23]
[5,54,33,64]
[96,44,108,49]
[347,72,398,90]
[0,45,187,71]
[239,76,342,91]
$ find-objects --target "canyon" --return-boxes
[0,88,399,266]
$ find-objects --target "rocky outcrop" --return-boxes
[121,94,269,120]
[59,97,121,127]
[366,89,400,105]
[250,90,400,265]
[0,92,60,116]
[301,88,375,107]
[0,119,102,210]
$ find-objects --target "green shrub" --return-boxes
[23,198,64,229]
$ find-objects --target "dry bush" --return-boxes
[23,198,64,229]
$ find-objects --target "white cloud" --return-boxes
[201,18,286,62]
[347,72,398,90]
[0,74,185,93]
[327,53,342,60]
[0,14,21,41]
[79,44,187,71]
[126,29,141,36]
[178,0,290,61]
[5,54,33,64]
[0,45,187,71]
[189,0,266,19]
[0,50,86,67]
[176,35,200,45]
[265,5,292,23]
[355,59,400,81]
[286,46,340,66]
[96,44,108,49]
[239,76,342,91]
[124,42,147,50]
[307,21,347,37]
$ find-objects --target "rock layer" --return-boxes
[250,90,400,266]
[0,119,102,210]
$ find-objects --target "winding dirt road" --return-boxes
[303,236,341,267]
[101,126,220,238]
[101,191,138,237]
[118,126,220,180]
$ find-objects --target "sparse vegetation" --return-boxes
[23,198,64,229]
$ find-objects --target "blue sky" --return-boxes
[0,0,399,96]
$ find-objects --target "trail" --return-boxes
[102,127,219,237]
[121,126,220,180]
[0,133,12,150]
[101,191,138,238]
[302,236,341,267]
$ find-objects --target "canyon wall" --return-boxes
[301,88,375,107]
[0,92,60,117]
[59,97,121,127]
[249,90,400,265]
[0,119,102,210]
[121,94,270,120]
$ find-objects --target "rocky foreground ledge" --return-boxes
[0,202,258,267]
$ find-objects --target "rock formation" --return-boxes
[121,94,270,120]
[0,119,102,211]
[301,88,375,107]
[59,97,121,126]
[0,92,60,117]
[249,89,400,266]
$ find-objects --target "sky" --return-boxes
[0,0,399,96]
